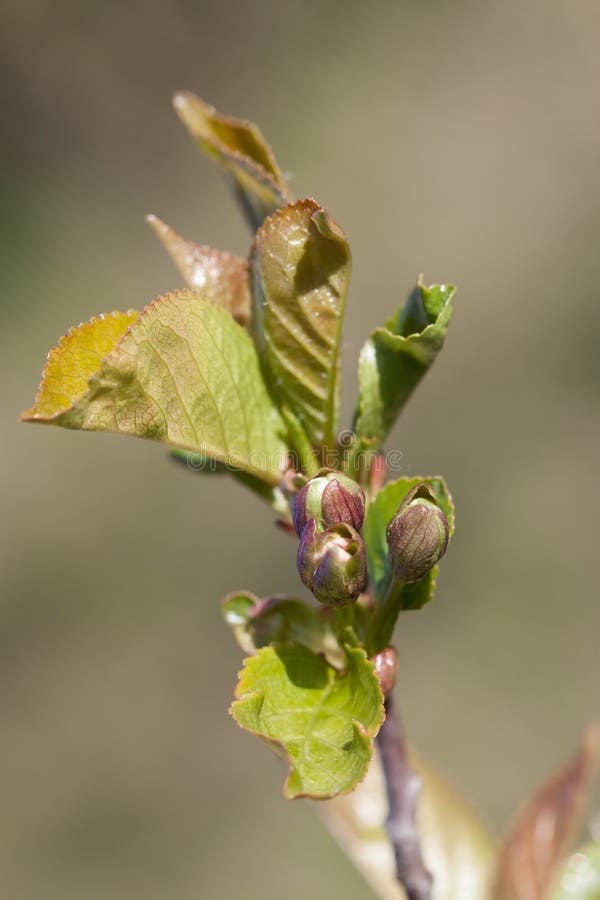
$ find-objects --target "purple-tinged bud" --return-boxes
[292,468,365,536]
[297,519,320,591]
[312,524,368,607]
[371,646,398,695]
[297,522,368,607]
[386,483,449,583]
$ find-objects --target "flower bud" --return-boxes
[297,519,320,591]
[386,483,449,583]
[292,468,365,536]
[371,646,398,695]
[297,521,368,607]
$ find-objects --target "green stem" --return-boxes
[282,407,319,477]
[366,572,406,656]
[343,438,372,486]
[333,604,356,645]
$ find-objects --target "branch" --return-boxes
[376,692,433,900]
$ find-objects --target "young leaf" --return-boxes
[550,840,600,899]
[251,199,352,451]
[147,215,251,326]
[22,310,139,419]
[173,91,289,230]
[222,592,345,669]
[363,475,454,600]
[222,591,260,656]
[320,749,495,900]
[230,642,384,799]
[353,280,455,454]
[22,292,288,484]
[492,726,600,900]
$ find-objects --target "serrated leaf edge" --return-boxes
[23,290,288,484]
[21,309,139,421]
[172,90,289,193]
[229,644,384,800]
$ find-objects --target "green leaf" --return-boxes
[551,841,600,899]
[173,91,289,231]
[222,592,345,669]
[147,215,251,326]
[251,198,352,451]
[493,726,600,900]
[363,475,455,599]
[222,591,260,656]
[320,749,495,900]
[22,291,288,485]
[231,642,384,799]
[353,279,455,454]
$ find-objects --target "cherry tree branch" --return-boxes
[376,692,433,900]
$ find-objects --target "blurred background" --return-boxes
[2,0,600,897]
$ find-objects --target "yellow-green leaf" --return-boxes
[320,749,495,900]
[22,291,288,484]
[231,642,384,799]
[147,215,251,326]
[22,310,139,419]
[251,198,352,451]
[173,91,289,230]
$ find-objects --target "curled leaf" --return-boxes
[23,292,288,484]
[222,591,345,669]
[147,215,251,326]
[173,91,288,230]
[363,475,454,605]
[251,198,352,451]
[230,642,384,799]
[353,279,455,455]
[320,749,494,900]
[493,726,600,900]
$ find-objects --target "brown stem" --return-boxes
[376,693,433,900]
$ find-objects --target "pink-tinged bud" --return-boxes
[386,483,449,583]
[371,646,398,695]
[297,522,367,607]
[292,468,365,536]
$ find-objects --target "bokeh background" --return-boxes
[2,1,600,897]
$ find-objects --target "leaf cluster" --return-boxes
[21,95,599,897]
[22,94,455,799]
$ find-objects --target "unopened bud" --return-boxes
[297,521,367,607]
[292,468,365,536]
[372,646,398,695]
[297,519,320,590]
[386,483,449,583]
